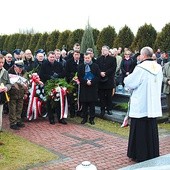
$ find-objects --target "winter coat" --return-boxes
[96,55,117,89]
[163,62,170,94]
[78,63,100,102]
[39,60,64,83]
[8,66,26,100]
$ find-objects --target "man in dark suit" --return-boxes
[96,45,117,117]
[65,50,83,117]
[39,51,67,125]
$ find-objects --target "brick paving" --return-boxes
[2,114,170,170]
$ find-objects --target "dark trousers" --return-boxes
[98,89,112,111]
[68,93,76,117]
[82,102,95,121]
[166,94,170,118]
[46,99,61,122]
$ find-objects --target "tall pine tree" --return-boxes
[80,20,97,56]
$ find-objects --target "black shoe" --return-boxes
[17,122,25,128]
[10,124,20,130]
[100,110,105,118]
[81,119,87,124]
[89,120,95,125]
[49,120,55,125]
[165,119,170,124]
[59,119,67,125]
[107,110,112,115]
[70,115,75,118]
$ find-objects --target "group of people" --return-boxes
[0,44,169,164]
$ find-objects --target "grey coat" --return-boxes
[163,62,170,94]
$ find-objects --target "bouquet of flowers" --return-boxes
[45,78,74,119]
[70,72,82,111]
[27,73,46,120]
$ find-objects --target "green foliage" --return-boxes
[46,30,60,52]
[92,28,100,45]
[7,33,20,53]
[68,29,84,50]
[114,25,134,49]
[3,35,11,52]
[0,131,58,170]
[35,32,49,52]
[80,21,98,56]
[154,23,170,52]
[0,35,8,51]
[96,25,117,53]
[22,34,32,51]
[44,78,74,97]
[131,23,157,51]
[16,34,27,50]
[28,33,42,53]
[56,30,71,50]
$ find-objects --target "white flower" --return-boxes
[36,89,40,94]
[39,94,43,99]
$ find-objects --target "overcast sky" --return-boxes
[1,0,169,35]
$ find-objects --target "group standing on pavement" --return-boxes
[0,44,169,163]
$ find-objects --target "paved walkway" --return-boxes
[2,114,170,170]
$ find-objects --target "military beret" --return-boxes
[1,50,8,56]
[35,49,45,55]
[13,49,21,55]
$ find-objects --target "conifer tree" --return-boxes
[113,25,134,49]
[35,32,49,52]
[56,30,71,50]
[80,21,97,56]
[68,29,84,50]
[7,33,20,53]
[154,23,170,52]
[92,28,100,45]
[16,34,27,50]
[3,35,11,52]
[28,33,42,53]
[22,34,32,51]
[131,23,157,51]
[0,35,7,51]
[46,30,60,52]
[96,25,117,53]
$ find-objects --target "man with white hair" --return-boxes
[124,46,163,162]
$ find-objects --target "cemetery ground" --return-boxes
[0,113,170,170]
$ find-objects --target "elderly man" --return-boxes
[124,46,163,162]
[8,60,27,130]
[96,45,117,117]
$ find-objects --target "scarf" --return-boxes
[84,61,92,73]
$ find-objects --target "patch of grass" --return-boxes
[69,117,130,137]
[0,131,58,170]
[158,122,170,130]
[69,116,170,138]
[113,103,128,111]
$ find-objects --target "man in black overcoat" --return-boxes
[65,50,83,117]
[96,45,117,117]
[39,51,67,125]
[78,52,100,125]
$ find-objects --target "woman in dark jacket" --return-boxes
[78,52,100,125]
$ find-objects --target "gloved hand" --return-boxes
[53,73,59,78]
[50,73,59,79]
